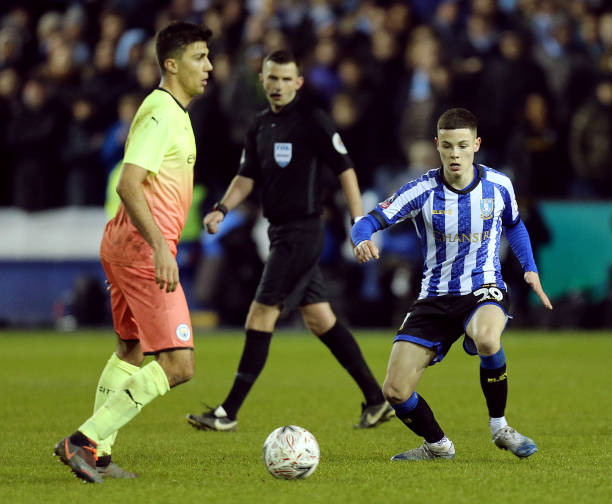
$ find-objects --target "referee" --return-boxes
[187,50,393,431]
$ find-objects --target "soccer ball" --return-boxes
[262,425,320,479]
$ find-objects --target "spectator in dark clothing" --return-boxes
[330,91,373,187]
[506,92,568,199]
[0,6,38,71]
[100,92,142,176]
[0,27,25,71]
[431,0,462,53]
[451,14,499,110]
[130,56,160,95]
[367,29,405,170]
[62,95,105,206]
[189,79,236,193]
[533,14,594,126]
[568,75,612,198]
[36,36,82,112]
[306,36,343,107]
[6,76,66,210]
[0,67,19,206]
[475,30,548,167]
[81,39,132,128]
[216,47,267,160]
[394,29,452,156]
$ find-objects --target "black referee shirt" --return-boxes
[238,96,353,225]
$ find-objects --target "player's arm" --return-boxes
[350,214,384,263]
[116,162,178,293]
[500,177,552,310]
[504,219,553,310]
[203,175,254,234]
[338,168,365,222]
[204,123,259,234]
[351,181,423,263]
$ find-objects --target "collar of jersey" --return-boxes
[439,164,482,195]
[155,87,188,112]
[269,95,299,115]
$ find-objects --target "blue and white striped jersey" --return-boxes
[371,164,519,298]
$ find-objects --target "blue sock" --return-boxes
[479,346,506,369]
[391,392,419,416]
[391,392,444,443]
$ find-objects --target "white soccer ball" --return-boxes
[262,425,320,480]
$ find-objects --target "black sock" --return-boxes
[480,364,507,418]
[319,322,384,405]
[96,455,111,468]
[222,329,272,420]
[69,431,94,447]
[394,394,445,443]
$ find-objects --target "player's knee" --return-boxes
[158,350,195,387]
[304,316,332,336]
[382,379,414,405]
[245,302,279,332]
[473,328,501,356]
[115,339,144,366]
[167,364,194,387]
[180,365,195,384]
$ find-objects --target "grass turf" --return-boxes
[0,329,610,503]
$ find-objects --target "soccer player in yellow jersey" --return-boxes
[54,22,213,484]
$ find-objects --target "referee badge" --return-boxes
[332,132,348,155]
[274,142,292,168]
[480,198,494,220]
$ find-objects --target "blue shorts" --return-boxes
[394,286,510,365]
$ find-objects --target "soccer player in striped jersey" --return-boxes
[351,108,553,461]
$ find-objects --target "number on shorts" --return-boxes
[473,286,503,303]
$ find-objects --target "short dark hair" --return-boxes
[437,108,478,133]
[155,22,212,71]
[263,50,302,74]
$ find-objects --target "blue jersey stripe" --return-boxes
[427,186,446,296]
[493,217,504,286]
[448,192,471,294]
[471,181,495,290]
[414,212,429,276]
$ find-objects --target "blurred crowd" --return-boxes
[1,0,611,327]
[1,0,611,211]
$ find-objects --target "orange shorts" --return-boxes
[102,258,193,355]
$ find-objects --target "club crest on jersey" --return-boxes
[274,142,292,168]
[480,198,494,220]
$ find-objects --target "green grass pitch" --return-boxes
[1,329,611,503]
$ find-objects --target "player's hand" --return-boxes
[203,210,224,234]
[153,243,179,292]
[524,271,553,310]
[354,240,380,263]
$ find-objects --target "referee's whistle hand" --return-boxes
[203,211,223,234]
[354,240,380,263]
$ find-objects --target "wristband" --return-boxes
[212,202,228,216]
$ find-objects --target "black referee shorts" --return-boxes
[254,217,328,311]
[394,286,511,365]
